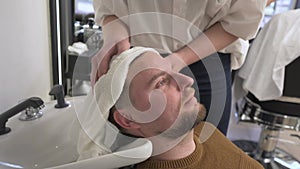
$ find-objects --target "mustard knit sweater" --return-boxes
[136,122,263,169]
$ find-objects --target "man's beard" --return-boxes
[159,103,206,139]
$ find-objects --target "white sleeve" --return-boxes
[220,0,267,40]
[93,0,128,26]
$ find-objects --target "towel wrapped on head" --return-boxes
[76,47,160,160]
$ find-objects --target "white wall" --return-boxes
[0,0,52,113]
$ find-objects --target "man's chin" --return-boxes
[192,103,207,127]
[198,103,207,120]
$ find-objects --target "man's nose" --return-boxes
[172,72,194,90]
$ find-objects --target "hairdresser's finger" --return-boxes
[116,38,130,55]
[90,46,115,86]
[165,53,187,72]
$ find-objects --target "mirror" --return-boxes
[50,0,101,97]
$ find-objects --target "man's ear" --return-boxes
[113,109,140,130]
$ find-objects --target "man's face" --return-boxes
[118,51,204,139]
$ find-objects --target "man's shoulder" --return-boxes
[194,122,239,159]
[194,122,263,169]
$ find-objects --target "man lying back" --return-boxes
[77,47,263,169]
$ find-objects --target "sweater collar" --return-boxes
[136,134,203,169]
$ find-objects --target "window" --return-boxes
[75,0,94,15]
[261,0,298,27]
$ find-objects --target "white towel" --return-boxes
[76,47,159,161]
[234,9,300,101]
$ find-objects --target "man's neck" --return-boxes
[151,130,195,161]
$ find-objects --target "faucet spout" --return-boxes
[0,97,44,135]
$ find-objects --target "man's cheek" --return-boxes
[131,89,167,123]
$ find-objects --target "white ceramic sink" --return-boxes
[0,97,152,169]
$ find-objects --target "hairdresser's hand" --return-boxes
[90,15,130,87]
[90,39,130,87]
[165,52,188,72]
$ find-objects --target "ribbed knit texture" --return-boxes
[136,122,263,169]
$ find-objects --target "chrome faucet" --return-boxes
[0,97,44,135]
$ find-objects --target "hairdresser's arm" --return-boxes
[90,15,130,86]
[166,22,238,71]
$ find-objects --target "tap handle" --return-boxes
[49,84,69,108]
[0,97,44,135]
[30,97,44,108]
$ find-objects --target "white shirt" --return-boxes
[235,9,300,101]
[93,0,267,69]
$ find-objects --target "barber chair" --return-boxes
[235,56,300,169]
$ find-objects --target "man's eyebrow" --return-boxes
[147,71,167,86]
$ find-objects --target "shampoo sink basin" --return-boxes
[0,97,152,169]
